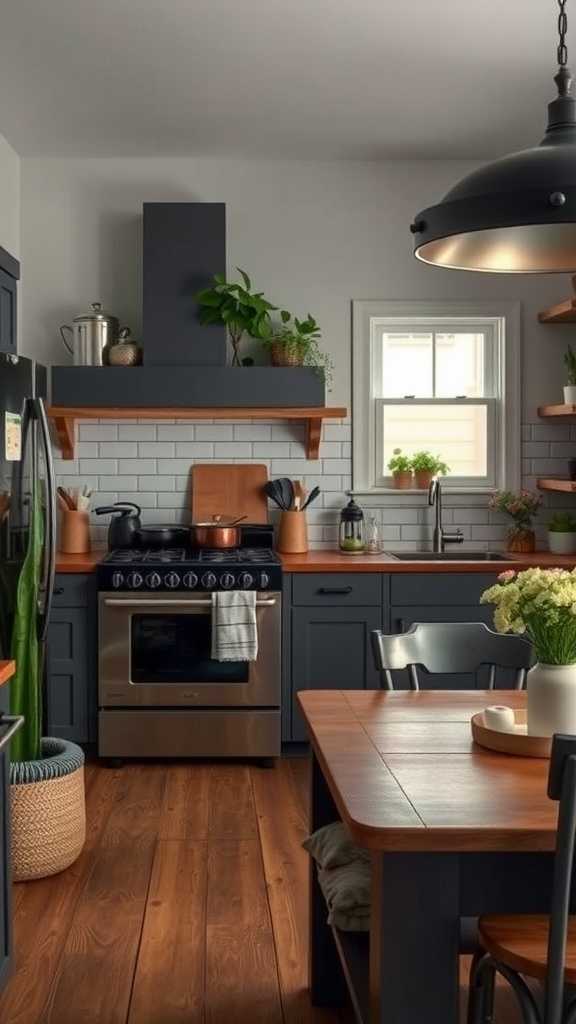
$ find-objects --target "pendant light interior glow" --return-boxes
[411,0,576,273]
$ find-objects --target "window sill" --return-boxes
[349,487,494,507]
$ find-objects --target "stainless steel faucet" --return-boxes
[428,477,464,553]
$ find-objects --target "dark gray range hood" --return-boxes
[51,202,325,407]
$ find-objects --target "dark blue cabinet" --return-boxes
[46,574,97,744]
[0,248,19,357]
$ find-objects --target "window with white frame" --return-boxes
[352,301,520,496]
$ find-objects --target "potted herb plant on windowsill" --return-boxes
[388,449,413,489]
[548,513,576,554]
[410,451,450,490]
[195,268,276,366]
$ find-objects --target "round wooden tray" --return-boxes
[471,709,551,758]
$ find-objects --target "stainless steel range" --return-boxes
[97,529,282,760]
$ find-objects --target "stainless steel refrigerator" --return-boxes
[0,353,56,718]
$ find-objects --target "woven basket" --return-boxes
[270,340,304,367]
[10,738,86,881]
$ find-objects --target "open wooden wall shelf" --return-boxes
[538,275,576,323]
[48,406,347,461]
[538,403,576,418]
[537,478,576,494]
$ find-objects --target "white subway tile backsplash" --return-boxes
[79,424,118,441]
[118,459,157,475]
[117,491,158,508]
[99,442,139,458]
[214,442,252,457]
[196,425,234,441]
[139,475,173,491]
[173,443,214,458]
[323,424,351,441]
[234,424,271,440]
[253,443,290,457]
[531,424,571,442]
[119,425,157,441]
[319,442,342,458]
[75,442,99,458]
[79,459,117,475]
[99,475,138,490]
[157,425,195,441]
[138,442,175,458]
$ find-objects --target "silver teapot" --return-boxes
[59,302,120,366]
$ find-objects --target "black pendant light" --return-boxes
[411,0,576,273]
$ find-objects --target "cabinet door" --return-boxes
[292,606,382,741]
[389,604,515,690]
[46,608,90,742]
[0,748,10,989]
[0,269,16,356]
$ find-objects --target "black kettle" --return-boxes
[95,502,142,550]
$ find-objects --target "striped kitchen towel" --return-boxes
[211,590,258,662]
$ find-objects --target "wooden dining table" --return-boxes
[298,689,559,1024]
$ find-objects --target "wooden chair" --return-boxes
[371,621,533,691]
[469,734,576,1024]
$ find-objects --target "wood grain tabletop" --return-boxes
[297,690,559,853]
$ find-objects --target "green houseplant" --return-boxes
[264,312,333,388]
[9,488,85,881]
[564,344,576,404]
[410,451,450,490]
[387,449,413,489]
[488,489,541,553]
[195,268,276,366]
[548,512,576,555]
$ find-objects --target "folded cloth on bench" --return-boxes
[303,821,370,870]
[317,861,371,932]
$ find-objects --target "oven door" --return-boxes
[98,591,281,708]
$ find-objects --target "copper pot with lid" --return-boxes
[190,515,247,549]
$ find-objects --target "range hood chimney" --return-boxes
[142,202,226,366]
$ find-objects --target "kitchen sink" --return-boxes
[386,551,513,562]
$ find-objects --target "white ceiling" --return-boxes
[0,0,562,159]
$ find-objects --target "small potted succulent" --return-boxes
[388,449,413,489]
[565,345,576,405]
[548,512,576,554]
[488,489,542,553]
[410,451,450,490]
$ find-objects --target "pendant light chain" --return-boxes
[558,0,569,67]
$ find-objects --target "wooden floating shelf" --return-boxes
[538,478,576,493]
[538,275,576,323]
[538,404,576,418]
[48,406,347,462]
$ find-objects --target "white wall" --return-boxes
[19,156,576,547]
[0,132,20,259]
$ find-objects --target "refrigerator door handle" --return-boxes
[35,398,56,643]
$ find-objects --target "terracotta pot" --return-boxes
[414,470,434,490]
[270,341,304,367]
[506,528,536,554]
[392,471,413,490]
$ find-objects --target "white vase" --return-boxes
[527,662,576,737]
[564,385,576,404]
[548,530,576,554]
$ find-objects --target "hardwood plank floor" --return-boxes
[0,758,522,1024]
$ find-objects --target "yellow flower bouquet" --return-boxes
[481,568,576,664]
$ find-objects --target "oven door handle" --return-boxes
[103,598,278,608]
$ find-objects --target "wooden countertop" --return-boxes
[0,661,16,687]
[298,689,557,852]
[55,548,576,574]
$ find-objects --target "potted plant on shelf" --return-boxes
[488,489,542,553]
[263,312,333,388]
[388,449,413,489]
[195,268,276,366]
[565,344,576,405]
[410,451,449,490]
[9,490,86,881]
[481,567,576,737]
[547,512,576,554]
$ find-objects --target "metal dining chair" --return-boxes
[371,621,533,691]
[468,734,576,1024]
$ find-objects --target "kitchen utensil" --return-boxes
[276,510,308,554]
[59,510,91,555]
[137,525,189,548]
[264,480,286,510]
[293,480,304,511]
[107,327,142,367]
[57,486,76,511]
[59,302,120,366]
[277,478,294,513]
[190,516,245,549]
[95,502,142,550]
[191,465,268,524]
[301,485,320,510]
[339,498,366,554]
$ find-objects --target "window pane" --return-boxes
[381,332,433,397]
[435,333,485,398]
[382,404,488,478]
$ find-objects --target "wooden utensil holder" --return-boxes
[59,510,91,554]
[277,510,308,554]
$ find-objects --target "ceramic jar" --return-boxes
[564,385,576,405]
[548,530,576,554]
[527,662,576,737]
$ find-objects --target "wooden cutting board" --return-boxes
[191,464,269,524]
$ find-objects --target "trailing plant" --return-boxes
[549,512,576,533]
[488,489,541,532]
[265,312,334,388]
[410,451,450,475]
[481,568,576,664]
[565,344,576,385]
[195,268,276,366]
[387,449,412,474]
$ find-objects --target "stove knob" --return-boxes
[165,571,181,589]
[111,571,124,589]
[145,571,162,589]
[126,571,144,589]
[201,571,217,589]
[183,571,199,590]
[220,572,235,589]
[259,571,270,589]
[239,572,254,589]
